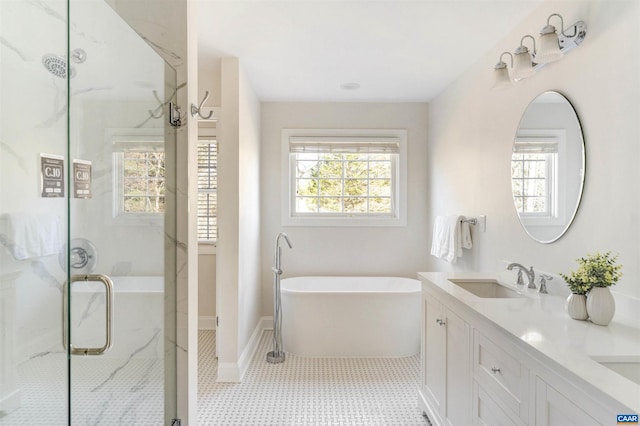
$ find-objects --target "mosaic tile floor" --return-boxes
[198,329,427,425]
[2,330,425,425]
[0,354,162,425]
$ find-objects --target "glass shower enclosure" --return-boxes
[0,0,177,424]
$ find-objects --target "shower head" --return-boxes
[42,54,75,79]
[41,49,86,79]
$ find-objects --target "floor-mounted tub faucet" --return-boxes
[267,232,293,364]
[506,263,536,290]
[272,232,293,276]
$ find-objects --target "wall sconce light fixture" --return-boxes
[492,13,587,88]
[492,52,513,90]
[513,35,537,81]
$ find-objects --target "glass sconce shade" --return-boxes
[536,25,564,64]
[513,46,535,80]
[492,51,513,90]
[492,63,512,89]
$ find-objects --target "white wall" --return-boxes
[237,66,262,352]
[216,58,262,380]
[217,58,240,371]
[197,64,220,331]
[198,253,216,327]
[260,102,430,315]
[427,0,640,298]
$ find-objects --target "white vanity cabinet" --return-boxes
[473,329,529,424]
[534,377,600,426]
[473,382,520,426]
[419,286,471,426]
[418,273,637,426]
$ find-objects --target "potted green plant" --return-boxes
[560,269,591,321]
[560,252,622,325]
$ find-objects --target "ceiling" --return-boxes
[197,0,543,102]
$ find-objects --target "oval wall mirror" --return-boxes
[511,91,585,243]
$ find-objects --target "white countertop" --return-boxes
[418,271,640,413]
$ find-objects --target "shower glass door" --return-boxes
[67,0,177,424]
[1,0,70,424]
[0,0,177,424]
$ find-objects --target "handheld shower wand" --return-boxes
[267,232,293,364]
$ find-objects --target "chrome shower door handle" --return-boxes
[63,274,114,355]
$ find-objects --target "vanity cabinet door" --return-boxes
[420,291,471,426]
[535,378,601,426]
[422,296,446,424]
[444,307,471,426]
[473,381,520,426]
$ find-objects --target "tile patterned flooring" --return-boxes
[1,354,162,425]
[198,330,427,425]
[2,330,425,425]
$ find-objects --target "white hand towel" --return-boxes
[430,215,462,264]
[431,215,473,264]
[0,213,62,260]
[460,220,473,251]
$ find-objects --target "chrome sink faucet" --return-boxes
[506,263,536,290]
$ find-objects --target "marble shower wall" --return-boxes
[1,0,69,363]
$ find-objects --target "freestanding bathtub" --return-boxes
[280,276,421,357]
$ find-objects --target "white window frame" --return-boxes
[513,129,567,228]
[107,128,164,227]
[281,128,407,227]
[198,126,217,254]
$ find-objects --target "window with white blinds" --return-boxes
[281,129,407,227]
[511,138,559,217]
[198,140,217,243]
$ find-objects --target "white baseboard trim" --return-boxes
[263,315,273,330]
[216,316,272,383]
[198,316,216,330]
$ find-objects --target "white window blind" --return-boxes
[197,140,217,243]
[289,136,400,154]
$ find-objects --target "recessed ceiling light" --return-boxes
[341,82,360,91]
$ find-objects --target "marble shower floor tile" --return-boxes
[1,354,162,425]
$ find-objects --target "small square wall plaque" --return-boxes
[73,159,92,199]
[40,153,64,198]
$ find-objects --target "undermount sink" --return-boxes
[590,356,640,385]
[449,279,526,299]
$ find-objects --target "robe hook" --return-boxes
[191,91,215,120]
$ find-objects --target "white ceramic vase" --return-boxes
[565,293,588,321]
[586,286,615,326]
